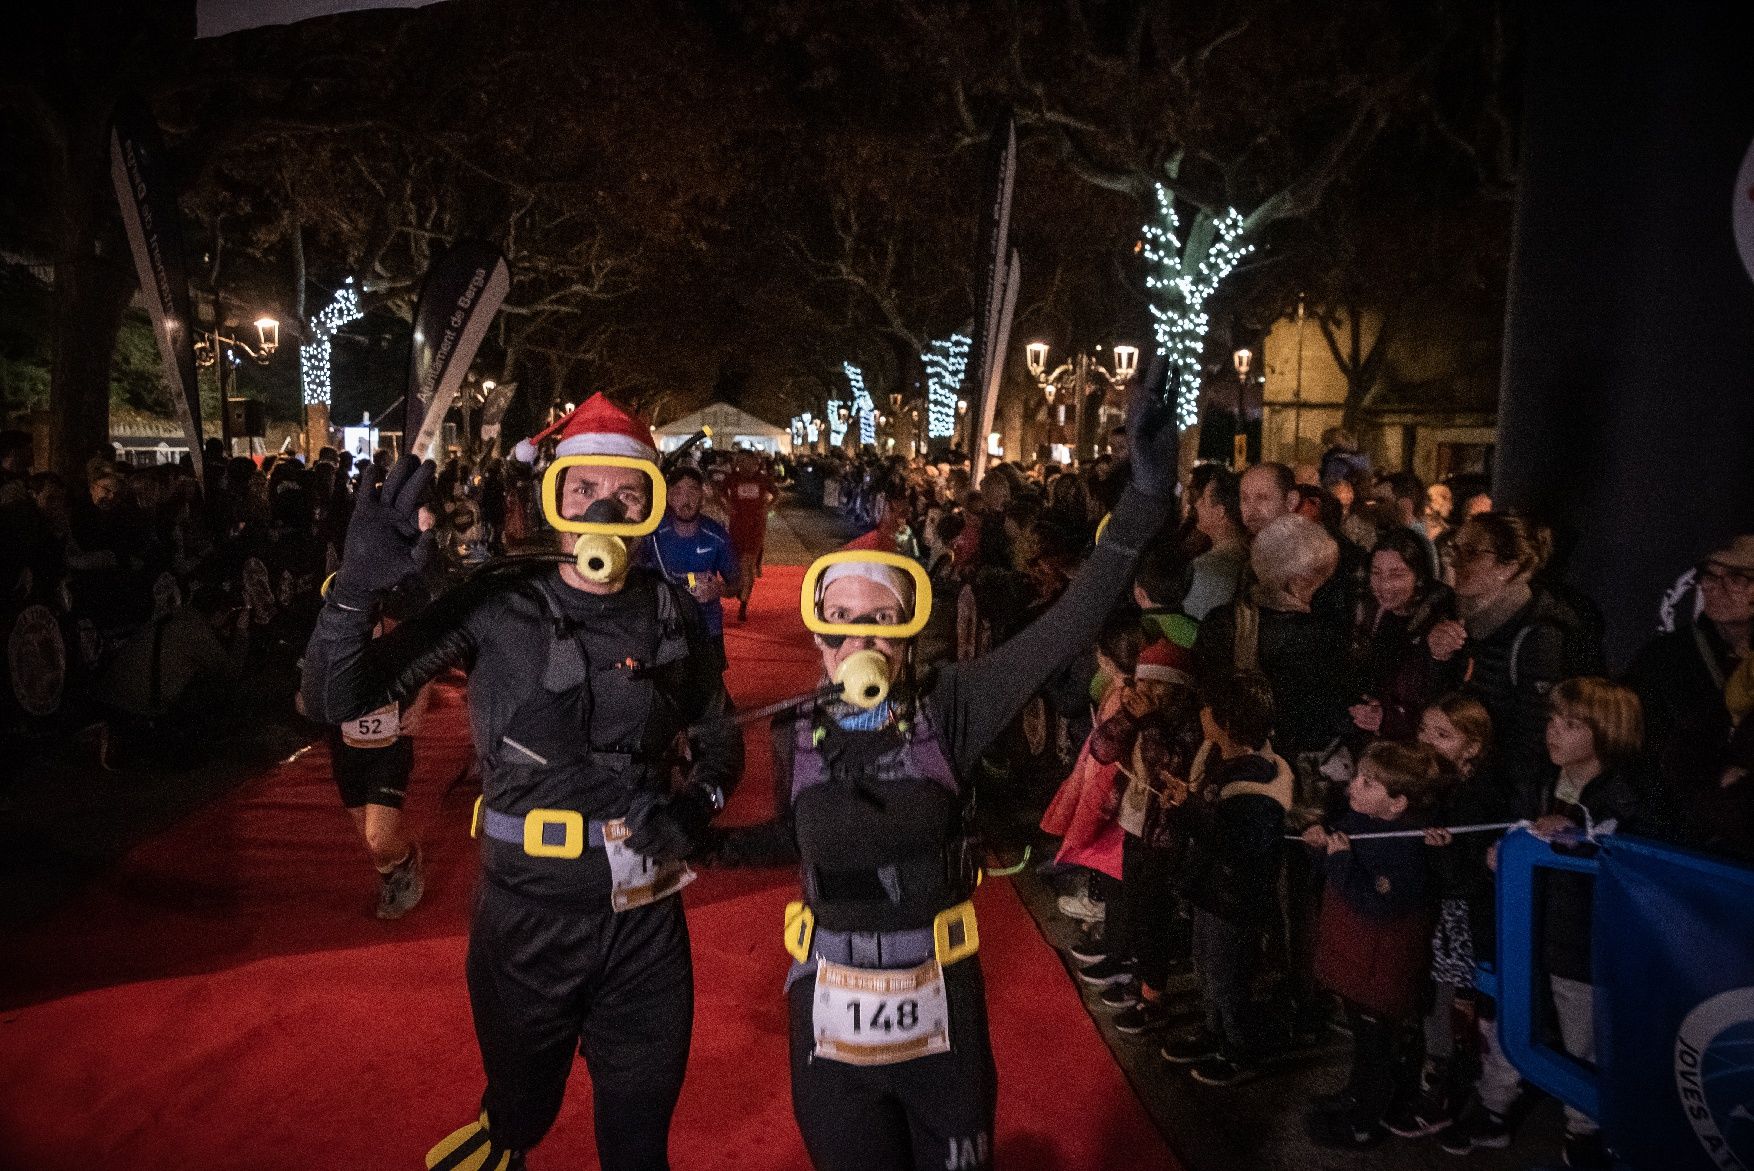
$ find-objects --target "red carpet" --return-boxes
[0,565,1175,1171]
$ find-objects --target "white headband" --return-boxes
[817,560,913,611]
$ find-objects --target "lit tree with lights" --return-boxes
[299,279,363,450]
[844,362,877,448]
[1141,190,1252,428]
[923,333,969,443]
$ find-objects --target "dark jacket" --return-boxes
[1539,764,1662,982]
[1352,585,1454,743]
[1427,760,1515,964]
[1194,601,1357,760]
[1435,589,1603,819]
[1313,807,1436,1019]
[1179,747,1293,927]
[1625,618,1740,795]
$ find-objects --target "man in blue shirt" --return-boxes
[647,465,740,678]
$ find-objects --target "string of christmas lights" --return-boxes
[1141,187,1252,428]
[844,362,876,447]
[300,279,363,407]
[923,333,970,440]
[827,398,849,447]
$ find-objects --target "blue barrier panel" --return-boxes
[1490,828,1603,1120]
[1491,829,1754,1170]
[1594,836,1754,1171]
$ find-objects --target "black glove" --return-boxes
[625,785,718,865]
[1126,353,1179,501]
[331,456,436,608]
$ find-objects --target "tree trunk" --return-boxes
[48,250,135,479]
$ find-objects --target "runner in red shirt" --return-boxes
[721,448,776,621]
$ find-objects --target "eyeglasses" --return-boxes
[1449,543,1498,564]
[1699,563,1754,589]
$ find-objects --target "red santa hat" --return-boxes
[512,393,658,464]
[1135,638,1193,688]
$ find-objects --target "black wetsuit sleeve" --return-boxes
[927,484,1170,775]
[712,711,801,867]
[300,575,489,724]
[671,591,744,801]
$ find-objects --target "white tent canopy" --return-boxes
[654,402,790,455]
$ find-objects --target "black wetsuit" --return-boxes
[719,485,1168,1171]
[302,564,740,1169]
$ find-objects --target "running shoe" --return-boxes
[1437,1105,1511,1154]
[1056,892,1106,923]
[1076,956,1133,987]
[1188,1052,1258,1087]
[1160,1029,1221,1065]
[376,845,425,920]
[1112,999,1173,1035]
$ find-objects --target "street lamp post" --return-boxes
[196,315,279,458]
[1026,340,1139,463]
[1232,347,1252,469]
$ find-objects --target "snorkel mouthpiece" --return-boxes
[834,649,891,709]
[573,533,629,584]
[572,499,630,584]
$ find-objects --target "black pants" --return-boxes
[1107,836,1187,991]
[788,958,997,1171]
[1342,1000,1412,1126]
[466,880,694,1168]
[1279,846,1324,1024]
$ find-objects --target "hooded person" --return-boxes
[709,378,1182,1171]
[302,391,742,1171]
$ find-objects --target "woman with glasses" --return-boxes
[1424,512,1604,818]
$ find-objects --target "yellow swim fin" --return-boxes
[426,1112,513,1171]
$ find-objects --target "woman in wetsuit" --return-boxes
[715,387,1178,1171]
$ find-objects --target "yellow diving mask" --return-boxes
[800,550,933,709]
[540,455,666,585]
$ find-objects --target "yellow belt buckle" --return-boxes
[933,900,979,966]
[523,808,585,859]
[470,795,484,839]
[783,900,815,963]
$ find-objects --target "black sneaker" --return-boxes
[1161,1030,1221,1065]
[1562,1130,1610,1170]
[1189,1052,1257,1087]
[1385,1088,1455,1138]
[1438,1106,1511,1154]
[1099,981,1139,1009]
[1077,956,1133,987]
[1310,1109,1380,1149]
[1113,999,1173,1034]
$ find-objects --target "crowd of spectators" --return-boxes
[0,429,524,767]
[810,434,1753,1165]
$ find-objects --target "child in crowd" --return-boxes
[1386,695,1505,1139]
[1162,671,1292,1086]
[1301,740,1445,1148]
[1071,638,1205,1035]
[1043,614,1145,927]
[1441,677,1649,1168]
[1534,679,1647,1168]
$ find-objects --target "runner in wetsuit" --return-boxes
[714,383,1177,1171]
[303,395,741,1171]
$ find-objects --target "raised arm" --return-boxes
[300,456,457,723]
[928,370,1177,775]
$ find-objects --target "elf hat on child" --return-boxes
[1135,638,1194,689]
[511,393,658,465]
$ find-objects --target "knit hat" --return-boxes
[512,393,657,465]
[1135,638,1193,688]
